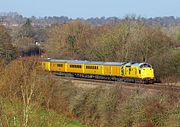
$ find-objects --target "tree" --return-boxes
[44,20,92,59]
[14,19,44,56]
[0,25,16,61]
[177,32,180,47]
[19,19,35,38]
[0,59,56,127]
[127,24,175,62]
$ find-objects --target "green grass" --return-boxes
[0,97,88,127]
[67,121,87,127]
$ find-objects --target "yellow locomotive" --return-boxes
[41,59,154,84]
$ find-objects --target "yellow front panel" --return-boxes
[84,64,103,75]
[66,63,84,73]
[123,66,154,79]
[50,62,65,72]
[140,68,154,79]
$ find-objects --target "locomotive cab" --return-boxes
[139,63,154,83]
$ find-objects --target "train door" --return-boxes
[121,66,124,77]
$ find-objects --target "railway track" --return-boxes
[59,76,180,92]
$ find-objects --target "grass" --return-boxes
[177,82,180,86]
[67,121,87,127]
[0,97,88,127]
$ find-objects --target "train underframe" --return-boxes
[55,72,154,84]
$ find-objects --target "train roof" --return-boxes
[103,62,126,66]
[67,60,125,66]
[44,59,151,67]
[47,59,125,66]
[49,59,68,62]
[48,59,89,64]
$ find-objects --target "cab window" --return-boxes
[140,64,151,68]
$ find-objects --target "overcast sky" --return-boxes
[0,0,180,18]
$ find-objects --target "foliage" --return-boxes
[44,20,92,59]
[18,19,35,38]
[38,79,180,127]
[177,32,180,41]
[12,19,46,57]
[0,25,17,61]
[149,49,180,81]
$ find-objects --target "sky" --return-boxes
[0,0,180,19]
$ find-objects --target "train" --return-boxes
[41,59,155,84]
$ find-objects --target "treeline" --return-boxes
[1,12,180,27]
[0,17,180,81]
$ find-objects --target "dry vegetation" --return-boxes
[0,59,87,127]
[0,59,180,127]
[49,83,180,127]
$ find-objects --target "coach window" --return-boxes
[57,64,63,67]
